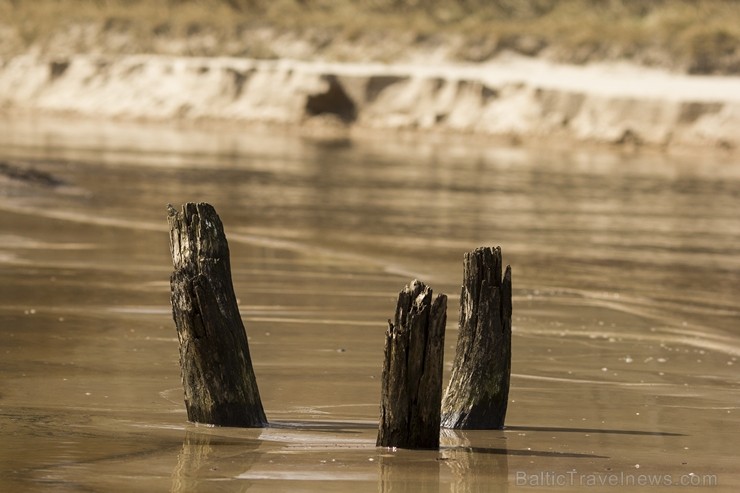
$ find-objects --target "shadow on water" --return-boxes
[267,419,377,433]
[458,447,608,459]
[505,425,686,437]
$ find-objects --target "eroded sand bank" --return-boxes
[1,52,739,151]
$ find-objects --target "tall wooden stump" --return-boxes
[441,247,512,429]
[377,280,447,450]
[168,202,267,427]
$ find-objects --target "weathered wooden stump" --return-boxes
[168,202,267,427]
[377,280,447,450]
[441,247,512,429]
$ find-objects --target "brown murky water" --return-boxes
[1,117,739,492]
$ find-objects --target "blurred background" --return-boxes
[1,2,739,492]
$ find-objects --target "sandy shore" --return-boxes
[1,51,739,152]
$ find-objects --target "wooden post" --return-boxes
[168,202,267,427]
[441,247,512,429]
[377,280,447,450]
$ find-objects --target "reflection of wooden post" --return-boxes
[377,280,447,450]
[171,430,264,493]
[171,432,214,493]
[441,247,512,429]
[379,452,441,493]
[168,203,267,427]
[440,429,509,493]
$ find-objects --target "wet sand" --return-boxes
[0,118,738,491]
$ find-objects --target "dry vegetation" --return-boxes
[1,0,739,73]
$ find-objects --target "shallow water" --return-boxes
[0,117,738,492]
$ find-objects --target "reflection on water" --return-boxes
[0,116,739,491]
[440,430,509,493]
[379,452,441,493]
[171,431,264,493]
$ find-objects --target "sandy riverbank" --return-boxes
[1,51,739,152]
